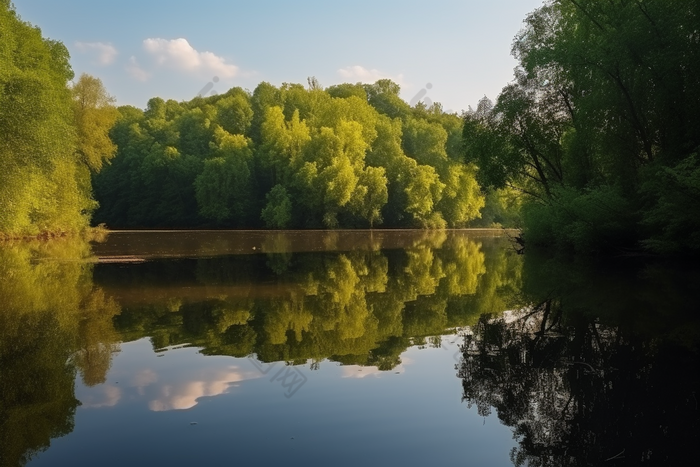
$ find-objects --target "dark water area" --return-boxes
[0,231,698,466]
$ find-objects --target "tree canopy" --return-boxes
[463,0,700,253]
[0,2,115,239]
[93,80,485,229]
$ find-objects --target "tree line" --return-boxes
[93,79,489,229]
[6,0,699,255]
[2,0,503,237]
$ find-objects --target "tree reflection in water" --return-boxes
[0,231,521,467]
[104,231,520,368]
[0,239,121,467]
[458,255,700,466]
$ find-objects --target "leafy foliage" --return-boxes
[463,0,700,253]
[71,73,118,172]
[261,184,292,229]
[0,3,115,238]
[640,154,700,253]
[94,79,484,229]
[523,185,634,253]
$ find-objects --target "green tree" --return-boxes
[464,0,700,253]
[364,79,411,120]
[438,163,485,227]
[0,1,103,237]
[214,90,253,135]
[349,166,388,228]
[71,73,118,172]
[327,82,367,100]
[261,185,293,229]
[194,127,254,225]
[250,81,283,144]
[403,117,450,172]
[92,74,483,230]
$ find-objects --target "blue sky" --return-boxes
[14,0,543,113]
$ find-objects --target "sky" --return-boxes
[14,0,544,113]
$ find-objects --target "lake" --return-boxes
[1,230,698,466]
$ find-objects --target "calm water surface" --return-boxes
[1,230,698,466]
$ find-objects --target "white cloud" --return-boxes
[147,367,257,411]
[126,56,151,82]
[342,365,384,379]
[78,385,122,408]
[337,65,405,86]
[74,41,118,65]
[142,38,238,78]
[341,361,408,379]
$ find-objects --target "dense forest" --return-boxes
[464,0,700,253]
[0,1,117,239]
[93,79,488,229]
[3,0,700,255]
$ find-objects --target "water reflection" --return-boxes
[143,365,256,412]
[73,339,264,413]
[100,231,519,370]
[457,253,700,466]
[6,232,698,466]
[0,239,121,467]
[0,230,519,467]
[79,385,121,409]
[9,232,699,466]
